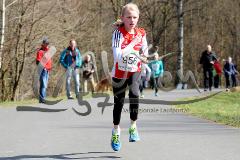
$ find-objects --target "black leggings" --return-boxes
[112,73,140,125]
[153,77,159,93]
[139,76,147,93]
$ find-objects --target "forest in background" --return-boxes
[0,0,240,101]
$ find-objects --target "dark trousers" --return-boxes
[139,76,147,94]
[149,77,154,89]
[153,77,159,93]
[203,68,213,90]
[225,74,237,88]
[112,73,140,125]
[214,75,220,88]
[112,72,140,125]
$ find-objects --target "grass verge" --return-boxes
[176,91,240,127]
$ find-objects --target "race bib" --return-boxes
[118,52,140,72]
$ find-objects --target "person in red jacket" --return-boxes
[36,38,52,103]
[213,58,222,88]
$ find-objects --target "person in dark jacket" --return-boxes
[200,45,217,91]
[223,57,238,91]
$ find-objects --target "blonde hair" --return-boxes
[121,3,140,16]
[112,3,140,28]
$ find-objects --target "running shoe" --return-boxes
[129,126,140,142]
[111,130,121,151]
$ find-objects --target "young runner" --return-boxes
[111,3,148,151]
[148,53,164,96]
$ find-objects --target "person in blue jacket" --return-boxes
[223,57,238,91]
[149,53,164,96]
[60,39,82,99]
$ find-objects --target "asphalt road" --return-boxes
[0,89,240,160]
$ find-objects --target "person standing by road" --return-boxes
[36,38,52,103]
[200,44,217,91]
[60,39,82,99]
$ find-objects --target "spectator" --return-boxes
[60,39,82,99]
[200,44,217,91]
[223,57,238,91]
[82,54,95,93]
[36,38,52,103]
[213,58,222,88]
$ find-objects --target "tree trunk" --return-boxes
[0,0,5,70]
[177,0,184,80]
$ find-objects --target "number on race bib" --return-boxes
[122,56,127,64]
[118,52,140,72]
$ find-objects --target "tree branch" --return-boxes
[6,0,19,9]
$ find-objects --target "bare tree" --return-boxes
[1,0,240,102]
[0,0,55,101]
[0,0,19,70]
[177,0,184,77]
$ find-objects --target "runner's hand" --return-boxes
[141,56,148,63]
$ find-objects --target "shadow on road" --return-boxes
[0,152,121,160]
[16,106,68,112]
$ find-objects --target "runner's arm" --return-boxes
[145,64,151,80]
[112,29,123,62]
[141,35,148,57]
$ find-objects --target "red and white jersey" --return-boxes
[111,26,148,79]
